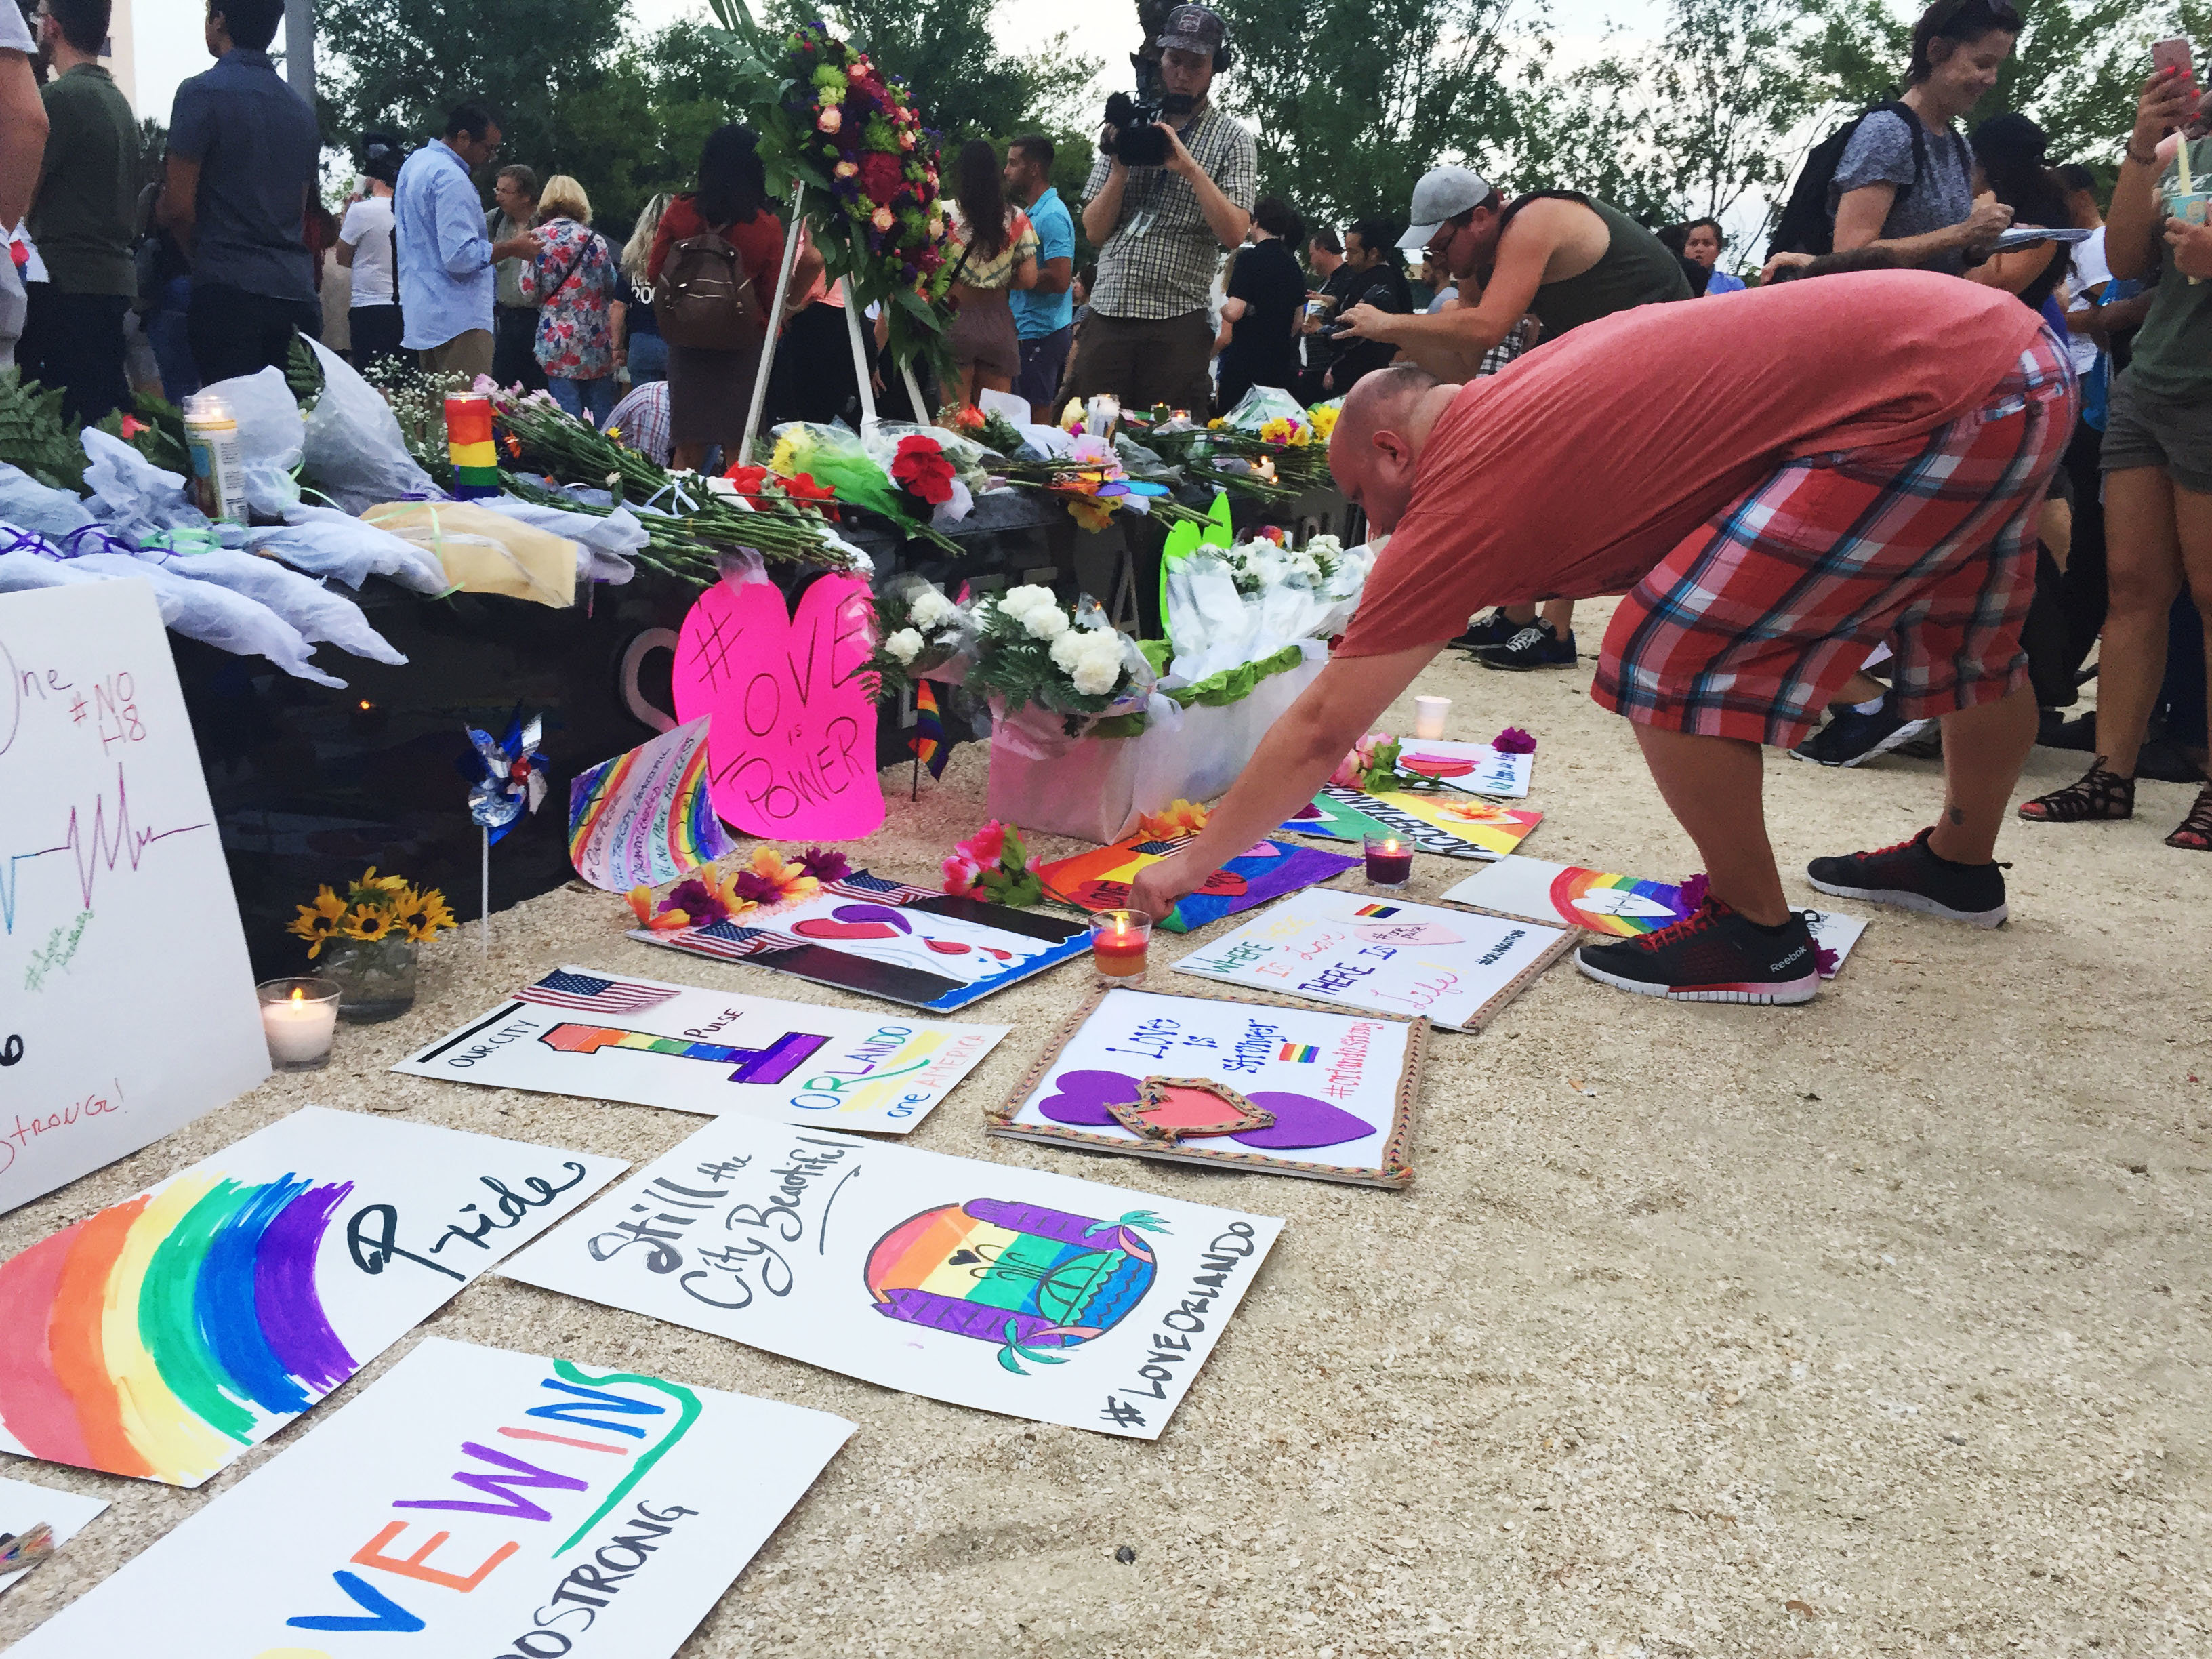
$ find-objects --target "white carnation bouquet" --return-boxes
[864,575,975,700]
[968,583,1154,734]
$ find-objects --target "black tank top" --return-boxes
[1495,192,1692,338]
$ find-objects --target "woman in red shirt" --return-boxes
[647,124,823,472]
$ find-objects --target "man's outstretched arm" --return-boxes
[1128,644,1437,920]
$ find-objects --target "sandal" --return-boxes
[2167,783,2212,851]
[2018,759,2135,823]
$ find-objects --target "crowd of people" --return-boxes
[0,0,2201,880]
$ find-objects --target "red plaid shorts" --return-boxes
[1593,325,2077,748]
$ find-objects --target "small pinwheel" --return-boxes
[459,710,548,845]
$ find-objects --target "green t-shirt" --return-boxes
[30,64,139,296]
[2130,136,2212,399]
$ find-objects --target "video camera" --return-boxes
[1101,90,1196,167]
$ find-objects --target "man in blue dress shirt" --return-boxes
[393,100,538,380]
[1004,134,1076,417]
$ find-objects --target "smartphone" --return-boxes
[2152,37,2194,85]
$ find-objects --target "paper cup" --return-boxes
[1413,695,1450,739]
[2171,191,2210,283]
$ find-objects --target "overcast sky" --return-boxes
[127,0,1667,140]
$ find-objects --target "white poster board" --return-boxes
[5,1336,853,1658]
[992,988,1424,1187]
[1393,739,1534,798]
[0,581,270,1214]
[501,1117,1283,1440]
[0,1107,626,1487]
[394,966,1007,1134]
[1172,888,1574,1031]
[0,1474,108,1597]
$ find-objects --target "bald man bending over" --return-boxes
[1128,270,2075,1005]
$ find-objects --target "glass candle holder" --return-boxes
[258,977,340,1071]
[1363,834,1414,890]
[1088,909,1153,984]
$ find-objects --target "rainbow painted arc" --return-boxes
[1544,866,1687,937]
[0,1172,356,1485]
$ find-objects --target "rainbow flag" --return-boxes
[1278,1042,1319,1063]
[567,718,734,893]
[911,680,947,779]
[1353,903,1401,918]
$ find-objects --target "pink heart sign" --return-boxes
[672,573,884,840]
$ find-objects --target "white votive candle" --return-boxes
[1414,695,1450,739]
[258,978,339,1071]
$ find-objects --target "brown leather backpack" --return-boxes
[653,230,763,350]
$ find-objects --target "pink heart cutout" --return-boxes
[672,573,883,839]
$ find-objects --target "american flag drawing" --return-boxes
[825,874,939,904]
[653,922,800,961]
[516,970,682,1014]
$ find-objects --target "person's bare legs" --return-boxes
[2094,466,2185,777]
[1501,603,1536,627]
[1630,724,1790,925]
[672,441,710,473]
[1927,684,2039,863]
[1540,598,1576,636]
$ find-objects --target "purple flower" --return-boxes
[662,878,727,924]
[731,869,782,905]
[1675,872,1709,915]
[797,846,852,882]
[1816,944,1841,979]
[1492,726,1537,754]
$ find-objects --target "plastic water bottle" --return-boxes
[182,391,248,523]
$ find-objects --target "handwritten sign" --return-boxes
[1034,835,1361,933]
[566,718,735,893]
[0,1474,108,1597]
[671,573,882,841]
[4,1336,851,1658]
[0,581,270,1214]
[1172,888,1573,1032]
[1393,739,1533,798]
[500,1117,1283,1440]
[1282,785,1543,861]
[394,965,1008,1134]
[0,1107,626,1487]
[994,987,1422,1187]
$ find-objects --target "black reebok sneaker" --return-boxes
[1450,608,1519,653]
[1574,899,1820,1005]
[1805,827,2008,927]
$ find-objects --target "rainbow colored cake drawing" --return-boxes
[863,1200,1166,1375]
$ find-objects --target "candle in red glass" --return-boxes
[1089,909,1153,979]
[1363,834,1413,888]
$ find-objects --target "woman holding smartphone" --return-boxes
[2019,56,2212,848]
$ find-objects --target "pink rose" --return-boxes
[835,159,859,178]
[817,108,842,134]
[960,821,1007,867]
[872,206,895,231]
[899,129,917,150]
[941,854,982,896]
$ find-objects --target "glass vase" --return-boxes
[321,936,418,1023]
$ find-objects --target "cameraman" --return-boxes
[1070,5,1258,412]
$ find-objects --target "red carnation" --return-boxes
[890,434,956,506]
[722,462,775,497]
[859,150,903,204]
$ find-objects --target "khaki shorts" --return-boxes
[2100,367,2212,495]
[418,328,494,382]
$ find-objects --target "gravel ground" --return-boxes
[5,600,2210,1658]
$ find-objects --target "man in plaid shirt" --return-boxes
[1071,5,1257,413]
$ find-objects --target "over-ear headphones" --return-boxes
[1214,41,1235,73]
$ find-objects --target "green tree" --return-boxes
[1209,0,1525,228]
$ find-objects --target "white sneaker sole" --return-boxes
[1788,717,1933,767]
[1575,953,1820,1005]
[1803,875,2007,928]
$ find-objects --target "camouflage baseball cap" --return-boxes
[1155,4,1227,55]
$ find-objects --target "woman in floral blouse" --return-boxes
[519,174,619,425]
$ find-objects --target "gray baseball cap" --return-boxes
[1399,164,1494,252]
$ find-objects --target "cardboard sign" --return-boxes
[1440,855,1869,975]
[0,1107,626,1487]
[630,869,1090,1013]
[0,1474,108,1597]
[1034,834,1361,933]
[1172,888,1573,1031]
[1392,739,1533,798]
[1281,785,1542,861]
[566,717,735,893]
[672,573,882,841]
[394,966,1007,1134]
[4,1337,853,1658]
[994,987,1424,1187]
[500,1118,1283,1440]
[0,581,270,1214]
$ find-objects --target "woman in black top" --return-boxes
[1216,196,1305,414]
[1968,112,2073,312]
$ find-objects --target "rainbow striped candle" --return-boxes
[0,1172,354,1486]
[445,391,501,499]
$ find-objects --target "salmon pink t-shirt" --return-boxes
[1334,270,2047,657]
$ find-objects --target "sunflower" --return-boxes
[393,886,458,943]
[286,887,350,958]
[349,866,410,907]
[344,904,395,941]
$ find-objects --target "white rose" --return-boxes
[1049,630,1089,672]
[1024,605,1070,640]
[909,588,956,628]
[883,627,924,665]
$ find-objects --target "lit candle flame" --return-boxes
[289,986,306,1003]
